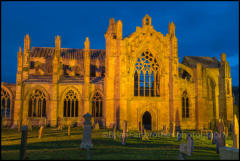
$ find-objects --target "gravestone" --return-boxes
[19,126,28,160]
[28,120,32,131]
[212,132,217,144]
[112,124,117,140]
[80,113,93,149]
[67,120,71,136]
[216,132,225,154]
[169,122,175,137]
[179,142,188,160]
[232,115,239,149]
[232,115,239,148]
[225,127,228,137]
[177,132,182,142]
[186,134,193,156]
[68,125,71,136]
[218,119,225,134]
[58,118,63,130]
[208,131,212,140]
[142,129,149,140]
[163,125,167,136]
[139,122,141,132]
[38,126,44,139]
[91,117,95,128]
[94,121,100,130]
[18,120,21,132]
[122,120,127,145]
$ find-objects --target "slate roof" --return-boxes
[182,56,220,68]
[29,47,106,83]
[30,47,105,60]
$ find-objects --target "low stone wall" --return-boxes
[219,147,239,160]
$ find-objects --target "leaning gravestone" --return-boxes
[38,126,44,139]
[19,126,28,160]
[122,120,127,145]
[186,134,193,156]
[232,115,239,149]
[80,113,93,149]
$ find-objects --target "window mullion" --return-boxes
[138,71,140,96]
[149,71,151,97]
[154,72,156,96]
[143,71,145,96]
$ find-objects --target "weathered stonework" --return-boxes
[1,15,234,131]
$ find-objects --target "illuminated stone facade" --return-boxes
[1,15,234,130]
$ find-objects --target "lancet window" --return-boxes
[182,91,189,118]
[28,89,46,117]
[63,90,79,117]
[134,50,160,97]
[1,89,11,118]
[92,92,103,117]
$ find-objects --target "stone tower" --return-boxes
[219,53,233,127]
[104,18,123,128]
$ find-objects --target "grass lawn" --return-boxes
[1,127,231,160]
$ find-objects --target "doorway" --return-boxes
[142,111,152,130]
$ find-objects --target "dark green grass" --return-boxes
[1,127,224,160]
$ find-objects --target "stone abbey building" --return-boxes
[1,15,234,131]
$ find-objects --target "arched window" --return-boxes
[28,89,46,117]
[207,78,215,100]
[1,88,11,118]
[134,50,160,97]
[182,91,189,118]
[227,80,230,95]
[92,92,103,118]
[63,90,79,117]
[146,18,149,25]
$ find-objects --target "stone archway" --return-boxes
[142,111,152,130]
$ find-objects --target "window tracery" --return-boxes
[182,91,189,118]
[28,89,46,117]
[63,90,79,117]
[134,50,160,97]
[92,92,103,118]
[1,89,11,118]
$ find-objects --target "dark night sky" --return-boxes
[1,1,239,86]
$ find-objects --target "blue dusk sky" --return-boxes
[1,1,239,86]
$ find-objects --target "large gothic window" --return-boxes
[63,90,79,117]
[182,91,189,118]
[1,89,11,118]
[92,92,103,118]
[134,50,160,97]
[207,78,215,100]
[28,89,46,117]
